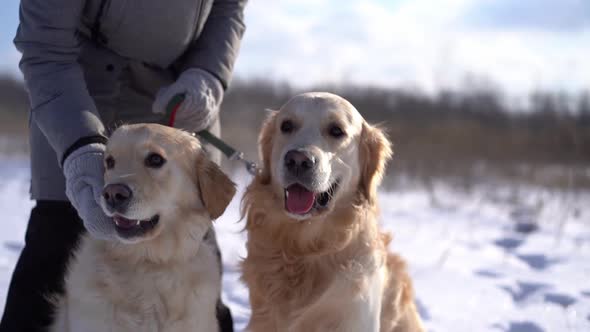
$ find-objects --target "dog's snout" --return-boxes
[284,150,316,175]
[102,184,132,209]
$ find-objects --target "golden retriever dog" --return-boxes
[241,92,424,332]
[51,124,236,332]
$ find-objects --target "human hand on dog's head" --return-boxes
[63,143,116,240]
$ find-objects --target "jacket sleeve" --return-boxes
[177,0,247,89]
[14,0,106,163]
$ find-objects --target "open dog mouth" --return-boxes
[284,180,339,216]
[112,214,160,238]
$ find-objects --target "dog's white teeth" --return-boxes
[285,190,289,198]
[135,220,141,226]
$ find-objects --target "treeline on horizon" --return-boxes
[1,75,589,187]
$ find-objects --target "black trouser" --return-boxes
[0,201,233,332]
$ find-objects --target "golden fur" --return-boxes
[51,124,236,332]
[241,93,424,331]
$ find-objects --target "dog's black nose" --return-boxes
[284,150,316,175]
[102,184,132,209]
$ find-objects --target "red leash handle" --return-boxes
[168,102,181,127]
[165,94,186,127]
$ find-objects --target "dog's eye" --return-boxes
[105,156,115,170]
[145,153,166,168]
[328,124,345,138]
[280,120,294,134]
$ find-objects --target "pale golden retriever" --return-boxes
[241,92,424,332]
[51,124,236,332]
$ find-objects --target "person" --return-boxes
[0,0,246,331]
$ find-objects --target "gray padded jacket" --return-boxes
[14,0,246,200]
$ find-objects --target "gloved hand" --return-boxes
[152,68,224,132]
[63,143,115,240]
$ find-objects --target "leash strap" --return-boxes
[166,94,259,175]
[194,130,240,160]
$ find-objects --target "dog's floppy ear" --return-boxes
[258,110,278,185]
[195,156,237,219]
[359,122,393,204]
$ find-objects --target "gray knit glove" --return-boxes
[152,68,223,132]
[63,143,115,240]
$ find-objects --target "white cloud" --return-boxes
[234,0,590,97]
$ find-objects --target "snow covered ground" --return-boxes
[0,157,589,331]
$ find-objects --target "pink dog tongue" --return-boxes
[286,184,315,215]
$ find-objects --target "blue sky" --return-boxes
[1,0,589,97]
[466,0,590,31]
[0,0,20,75]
